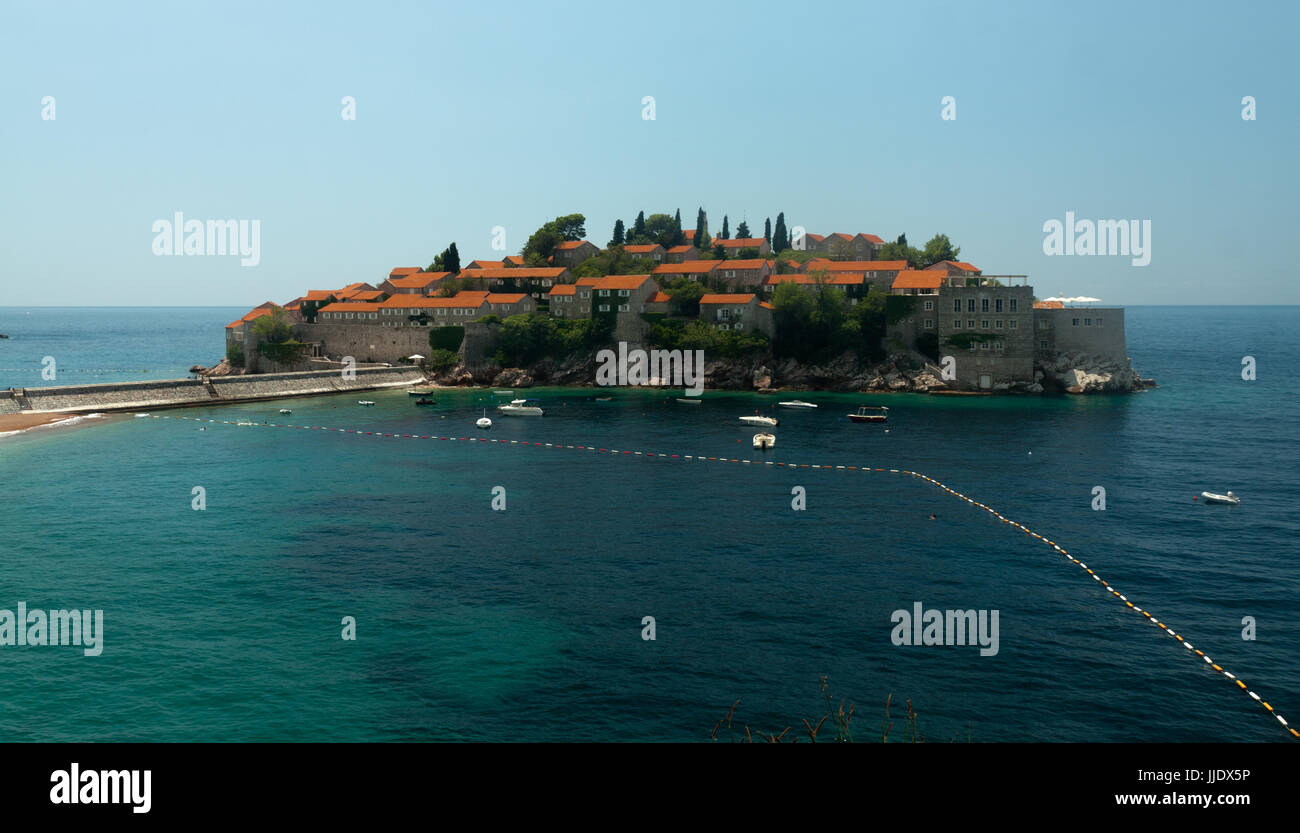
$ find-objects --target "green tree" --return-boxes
[250,306,291,343]
[879,233,922,267]
[633,211,647,240]
[712,242,726,260]
[642,212,678,246]
[664,278,706,317]
[736,220,751,239]
[764,217,772,245]
[720,216,730,240]
[522,214,587,264]
[773,212,788,252]
[672,208,684,246]
[693,207,707,249]
[610,219,625,246]
[920,234,960,268]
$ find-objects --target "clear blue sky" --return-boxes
[2,0,1296,307]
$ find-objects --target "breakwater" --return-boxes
[4,366,426,415]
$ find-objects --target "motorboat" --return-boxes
[407,386,437,396]
[279,409,292,414]
[494,389,514,395]
[676,398,703,405]
[752,433,775,450]
[594,396,613,401]
[358,400,376,407]
[739,415,778,427]
[476,409,493,429]
[1200,491,1240,505]
[498,398,544,416]
[778,400,817,409]
[236,420,255,427]
[848,406,888,423]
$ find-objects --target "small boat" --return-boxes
[848,406,888,423]
[134,413,151,418]
[279,408,292,414]
[1201,491,1240,505]
[676,397,703,405]
[739,415,778,427]
[0,334,9,339]
[236,420,255,427]
[407,387,437,396]
[358,400,376,407]
[594,396,613,402]
[778,400,817,409]
[414,398,436,406]
[498,398,544,416]
[494,389,514,395]
[752,433,775,450]
[476,408,492,428]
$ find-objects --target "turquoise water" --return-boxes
[1,307,1297,741]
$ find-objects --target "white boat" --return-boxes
[498,398,544,416]
[1201,490,1240,505]
[279,409,292,414]
[676,397,703,405]
[494,389,514,395]
[358,400,376,407]
[236,420,255,427]
[778,400,817,409]
[134,413,151,419]
[739,415,779,427]
[752,433,775,450]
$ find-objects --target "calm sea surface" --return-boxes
[0,306,1296,741]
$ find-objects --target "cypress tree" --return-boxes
[764,217,771,244]
[736,220,750,239]
[720,216,730,240]
[611,219,625,246]
[693,207,706,249]
[633,211,646,240]
[773,212,788,252]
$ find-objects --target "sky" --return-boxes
[1,0,1296,307]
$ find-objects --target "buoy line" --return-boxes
[138,411,1298,740]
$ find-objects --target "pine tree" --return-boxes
[693,207,706,250]
[673,208,683,246]
[444,242,460,274]
[611,219,625,246]
[764,218,771,244]
[633,211,647,240]
[773,212,788,252]
[720,216,730,240]
[736,220,751,239]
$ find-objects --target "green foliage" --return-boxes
[720,215,730,240]
[477,314,502,326]
[428,325,465,352]
[771,283,886,363]
[920,234,960,268]
[226,342,244,367]
[885,294,919,325]
[256,340,309,364]
[610,219,625,246]
[773,212,789,252]
[663,278,706,317]
[495,312,612,366]
[429,241,461,273]
[712,243,726,260]
[572,246,655,277]
[944,332,997,349]
[736,220,750,239]
[693,207,707,250]
[522,213,586,263]
[427,348,459,373]
[737,247,759,259]
[763,217,771,244]
[646,318,768,359]
[250,306,291,343]
[915,331,940,361]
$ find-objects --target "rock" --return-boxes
[1027,382,1043,394]
[492,368,534,388]
[752,366,773,390]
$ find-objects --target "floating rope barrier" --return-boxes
[137,410,1298,740]
[0,368,152,374]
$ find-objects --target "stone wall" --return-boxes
[1038,308,1127,362]
[291,322,437,365]
[23,378,212,413]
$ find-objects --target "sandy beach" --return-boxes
[0,412,89,436]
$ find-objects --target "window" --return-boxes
[580,291,590,298]
[1084,318,1092,326]
[981,298,990,312]
[1040,340,1048,349]
[599,289,610,297]
[598,304,610,312]
[734,323,744,330]
[924,300,934,310]
[968,319,975,329]
[618,289,630,297]
[995,299,1003,312]
[980,320,989,329]
[954,319,962,329]
[1096,318,1103,326]
[995,320,1003,329]
[1009,320,1018,329]
[1039,319,1050,329]
[1072,318,1080,326]
[1009,299,1018,312]
[967,299,975,313]
[980,341,990,350]
[618,304,629,312]
[925,319,933,328]
[953,299,962,312]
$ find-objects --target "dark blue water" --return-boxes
[0,306,1296,741]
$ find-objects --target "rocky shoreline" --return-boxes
[429,348,1155,395]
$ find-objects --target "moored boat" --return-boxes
[778,400,817,409]
[1200,490,1240,505]
[498,398,544,416]
[407,386,437,396]
[739,415,779,427]
[848,405,888,423]
[358,400,376,407]
[676,397,702,405]
[279,408,292,414]
[752,432,775,450]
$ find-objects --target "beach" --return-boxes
[0,412,81,435]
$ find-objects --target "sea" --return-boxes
[0,306,1296,742]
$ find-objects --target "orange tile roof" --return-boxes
[458,267,567,279]
[389,267,421,278]
[622,244,663,253]
[892,270,944,290]
[486,293,528,304]
[806,259,907,272]
[758,301,775,310]
[504,255,525,266]
[717,259,769,270]
[576,276,602,286]
[859,234,885,245]
[829,273,866,285]
[766,273,816,285]
[1033,300,1064,309]
[648,291,671,303]
[667,245,696,253]
[548,284,577,296]
[925,260,981,273]
[593,274,653,290]
[303,290,339,301]
[805,233,825,243]
[380,293,488,310]
[827,233,853,242]
[467,260,505,269]
[225,307,273,328]
[700,293,758,304]
[347,290,386,301]
[554,240,594,250]
[652,260,721,274]
[716,237,767,248]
